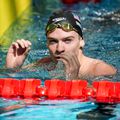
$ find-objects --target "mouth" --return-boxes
[55,56,61,59]
[53,54,64,60]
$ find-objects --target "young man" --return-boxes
[6,10,116,80]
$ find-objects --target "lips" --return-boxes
[55,56,61,59]
[53,54,64,60]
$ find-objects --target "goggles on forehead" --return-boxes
[45,21,77,35]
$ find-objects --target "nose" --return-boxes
[55,42,65,55]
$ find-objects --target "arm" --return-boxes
[6,39,31,69]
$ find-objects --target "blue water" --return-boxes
[0,100,97,120]
[0,0,120,119]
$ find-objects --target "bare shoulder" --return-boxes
[92,59,117,76]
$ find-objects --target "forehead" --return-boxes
[47,28,79,39]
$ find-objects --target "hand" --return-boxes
[6,39,32,68]
[58,52,80,80]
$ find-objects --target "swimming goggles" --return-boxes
[46,21,77,34]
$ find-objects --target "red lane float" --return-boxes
[93,80,120,103]
[44,80,87,99]
[0,78,18,98]
[0,78,120,103]
[23,79,41,98]
[0,78,41,98]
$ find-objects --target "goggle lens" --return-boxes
[46,22,76,34]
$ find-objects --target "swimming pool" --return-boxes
[0,0,120,119]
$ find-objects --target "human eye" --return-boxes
[63,38,73,44]
[48,39,58,45]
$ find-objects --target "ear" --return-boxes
[79,39,85,49]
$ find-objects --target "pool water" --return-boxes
[0,100,97,120]
[0,0,120,119]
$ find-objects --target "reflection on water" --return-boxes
[0,100,97,120]
[77,103,117,120]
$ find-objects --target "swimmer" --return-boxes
[6,10,117,80]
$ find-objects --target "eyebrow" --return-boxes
[63,36,75,39]
[47,36,75,40]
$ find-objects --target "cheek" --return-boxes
[48,45,56,53]
[67,43,80,52]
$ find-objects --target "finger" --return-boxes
[67,54,77,72]
[16,39,26,48]
[24,47,31,55]
[61,54,75,79]
[21,39,32,48]
[60,53,80,73]
[11,42,19,49]
[61,53,74,67]
[71,54,80,69]
[59,58,70,72]
[27,40,32,46]
[66,54,80,79]
[58,54,72,74]
[8,42,19,53]
[70,57,79,75]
